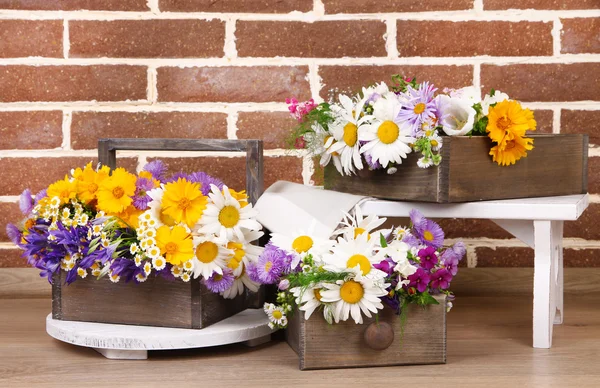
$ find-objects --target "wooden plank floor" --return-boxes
[1,293,599,388]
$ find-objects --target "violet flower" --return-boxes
[430,268,452,290]
[132,177,154,210]
[204,269,235,293]
[35,189,47,203]
[19,189,34,215]
[143,160,167,182]
[374,257,395,275]
[6,223,22,246]
[250,244,288,284]
[418,246,439,270]
[188,171,224,196]
[364,151,382,170]
[410,209,444,249]
[407,268,431,293]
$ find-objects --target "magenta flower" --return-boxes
[418,246,439,270]
[286,98,317,122]
[374,257,395,275]
[203,269,235,293]
[430,268,452,290]
[407,268,431,293]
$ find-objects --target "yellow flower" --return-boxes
[161,178,207,228]
[489,136,534,166]
[156,225,194,266]
[138,171,160,188]
[74,163,110,204]
[96,168,137,214]
[113,205,143,229]
[486,100,536,149]
[47,175,78,205]
[228,188,249,208]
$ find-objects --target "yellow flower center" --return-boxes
[178,197,191,210]
[88,183,98,194]
[165,242,178,255]
[264,261,273,272]
[423,231,434,241]
[195,241,219,263]
[505,140,516,150]
[213,273,223,281]
[343,122,358,147]
[377,120,400,144]
[353,227,366,238]
[346,254,371,275]
[292,235,314,253]
[155,258,164,267]
[272,310,283,320]
[414,103,426,114]
[218,206,240,228]
[314,288,322,302]
[112,186,125,199]
[339,280,364,304]
[497,117,513,131]
[431,140,439,147]
[60,190,70,200]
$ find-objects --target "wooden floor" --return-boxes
[1,293,599,388]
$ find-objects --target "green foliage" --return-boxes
[284,103,334,151]
[490,88,496,97]
[391,74,417,93]
[287,270,349,289]
[379,232,388,248]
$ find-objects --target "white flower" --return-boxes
[181,273,191,282]
[222,271,260,299]
[190,235,232,279]
[271,224,333,268]
[263,303,275,313]
[135,273,147,283]
[359,95,415,168]
[319,275,388,324]
[306,122,343,175]
[448,86,481,103]
[387,167,397,175]
[152,256,166,271]
[171,265,183,278]
[109,273,120,283]
[429,133,443,151]
[134,255,143,267]
[417,156,434,168]
[335,207,386,242]
[323,233,386,280]
[197,185,262,243]
[266,306,287,326]
[292,285,324,320]
[143,262,152,275]
[129,243,139,255]
[77,268,87,278]
[481,90,510,115]
[328,94,372,175]
[362,81,393,103]
[146,245,161,259]
[225,229,264,277]
[438,95,477,136]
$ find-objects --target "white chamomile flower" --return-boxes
[135,273,147,283]
[226,230,264,277]
[335,207,386,241]
[109,273,120,283]
[222,270,260,299]
[292,285,324,320]
[270,223,333,268]
[182,260,194,272]
[323,233,386,280]
[152,256,166,271]
[146,245,161,259]
[77,267,88,278]
[144,229,156,239]
[266,306,287,326]
[142,237,156,248]
[181,273,191,282]
[134,254,143,267]
[190,235,232,279]
[328,94,372,175]
[359,95,415,168]
[129,243,140,255]
[197,185,262,243]
[417,156,433,168]
[263,303,275,313]
[143,262,152,276]
[429,133,443,151]
[79,214,89,225]
[319,275,388,324]
[50,197,60,208]
[171,265,183,277]
[306,122,343,175]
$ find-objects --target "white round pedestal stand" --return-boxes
[46,308,274,360]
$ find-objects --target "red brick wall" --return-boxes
[0,1,598,268]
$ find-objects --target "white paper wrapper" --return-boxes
[254,181,368,239]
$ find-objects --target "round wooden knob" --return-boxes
[364,321,394,350]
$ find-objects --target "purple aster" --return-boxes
[6,223,22,246]
[397,82,438,136]
[430,268,452,290]
[410,210,444,249]
[143,160,167,182]
[165,172,189,183]
[35,189,47,203]
[251,244,288,284]
[407,268,431,293]
[19,189,34,216]
[364,151,382,170]
[401,231,421,248]
[132,177,154,210]
[450,241,466,260]
[203,269,235,293]
[418,246,439,270]
[188,171,224,196]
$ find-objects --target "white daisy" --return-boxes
[292,285,324,320]
[266,306,287,326]
[481,90,510,115]
[129,243,139,255]
[429,133,443,152]
[182,260,194,272]
[135,273,147,283]
[359,95,415,168]
[152,256,166,271]
[270,224,333,268]
[146,187,177,228]
[109,273,120,283]
[319,275,388,324]
[323,233,385,280]
[417,156,434,168]
[190,235,232,279]
[146,245,161,259]
[77,267,87,278]
[226,230,263,277]
[171,265,183,278]
[335,207,386,241]
[181,273,191,282]
[197,185,261,243]
[222,270,260,299]
[134,254,143,267]
[328,94,372,175]
[305,122,343,175]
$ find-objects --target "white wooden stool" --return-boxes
[360,194,590,349]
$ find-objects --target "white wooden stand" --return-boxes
[361,194,589,349]
[46,308,274,360]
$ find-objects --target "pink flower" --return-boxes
[286,97,317,122]
[294,136,306,149]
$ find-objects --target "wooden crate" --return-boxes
[286,294,446,370]
[324,134,588,202]
[52,271,247,329]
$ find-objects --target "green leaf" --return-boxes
[420,292,440,306]
[490,88,496,97]
[379,233,388,248]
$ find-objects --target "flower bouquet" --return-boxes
[250,208,465,370]
[8,161,264,329]
[287,76,588,202]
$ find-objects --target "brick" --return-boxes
[0,66,147,102]
[565,203,600,240]
[0,20,62,58]
[145,155,304,190]
[397,21,552,57]
[159,0,311,12]
[236,112,296,149]
[70,20,225,59]
[323,0,473,13]
[0,157,138,195]
[587,157,600,194]
[481,63,600,102]
[0,248,25,268]
[237,21,386,58]
[0,111,63,150]
[311,157,324,186]
[476,247,533,267]
[0,202,21,243]
[561,18,600,54]
[484,0,600,10]
[532,110,553,133]
[561,110,600,147]
[438,219,512,239]
[319,65,472,100]
[563,249,600,267]
[71,112,228,150]
[157,66,311,103]
[0,0,148,10]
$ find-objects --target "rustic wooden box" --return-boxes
[286,294,446,370]
[52,271,247,329]
[324,134,588,202]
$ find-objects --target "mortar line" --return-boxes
[61,110,72,150]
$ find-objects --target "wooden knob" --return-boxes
[364,321,394,350]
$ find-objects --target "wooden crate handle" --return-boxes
[363,321,395,350]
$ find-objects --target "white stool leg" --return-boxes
[533,220,562,348]
[553,221,564,325]
[94,348,148,360]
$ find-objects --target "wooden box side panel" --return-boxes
[295,294,446,370]
[323,154,441,202]
[196,286,247,329]
[447,135,588,202]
